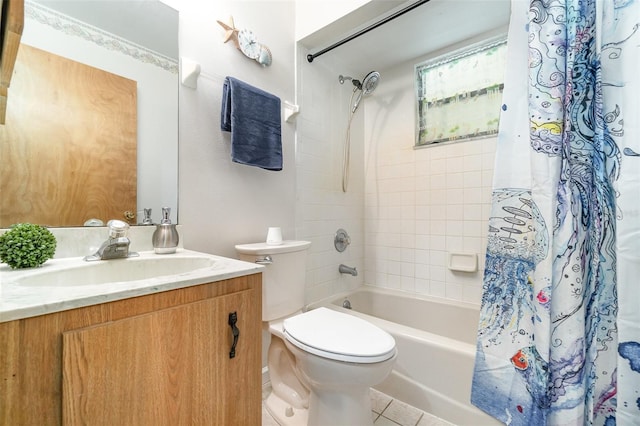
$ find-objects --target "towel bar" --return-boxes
[180,57,201,89]
[284,101,300,122]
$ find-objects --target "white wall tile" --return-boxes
[415,234,430,250]
[387,273,402,289]
[446,204,464,221]
[462,285,483,304]
[415,263,430,279]
[463,154,483,171]
[446,173,464,189]
[445,283,463,301]
[430,281,446,298]
[464,205,483,221]
[415,278,430,293]
[445,236,464,252]
[447,188,465,205]
[429,235,446,250]
[401,276,416,292]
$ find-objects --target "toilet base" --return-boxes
[307,386,373,426]
[265,387,374,426]
[265,391,309,426]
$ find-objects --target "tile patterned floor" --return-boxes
[262,388,455,426]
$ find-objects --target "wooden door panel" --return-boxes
[0,44,136,227]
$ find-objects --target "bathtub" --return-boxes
[317,286,500,426]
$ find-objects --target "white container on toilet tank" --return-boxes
[235,240,310,321]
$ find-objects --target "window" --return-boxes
[415,36,507,147]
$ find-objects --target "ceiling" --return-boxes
[300,0,511,75]
[30,0,511,77]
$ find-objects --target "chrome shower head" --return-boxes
[350,71,380,113]
[339,71,380,93]
[361,71,380,95]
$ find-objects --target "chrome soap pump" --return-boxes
[152,207,179,254]
[140,208,154,225]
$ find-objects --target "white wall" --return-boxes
[175,1,297,258]
[174,2,297,375]
[363,56,496,304]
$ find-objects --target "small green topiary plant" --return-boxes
[0,223,57,269]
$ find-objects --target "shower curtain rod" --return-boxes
[306,0,431,63]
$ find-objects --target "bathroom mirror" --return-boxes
[0,0,178,228]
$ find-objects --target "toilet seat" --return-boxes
[283,307,396,363]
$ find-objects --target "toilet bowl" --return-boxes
[235,241,397,426]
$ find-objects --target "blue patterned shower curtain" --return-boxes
[471,0,640,425]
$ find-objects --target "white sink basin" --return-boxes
[0,249,264,323]
[12,255,217,287]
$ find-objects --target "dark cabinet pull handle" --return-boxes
[228,311,239,359]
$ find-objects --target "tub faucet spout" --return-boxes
[339,264,358,276]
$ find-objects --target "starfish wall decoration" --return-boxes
[216,16,239,48]
[216,15,272,66]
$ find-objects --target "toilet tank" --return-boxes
[235,240,311,321]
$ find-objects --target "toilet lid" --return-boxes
[283,307,396,363]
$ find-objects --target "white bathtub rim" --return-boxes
[307,285,478,357]
[308,284,481,313]
[326,303,475,357]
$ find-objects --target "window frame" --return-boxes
[414,35,508,148]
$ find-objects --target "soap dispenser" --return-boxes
[140,208,154,225]
[152,207,179,254]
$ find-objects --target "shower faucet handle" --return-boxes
[334,228,351,252]
[338,234,351,245]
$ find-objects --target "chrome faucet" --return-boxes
[84,220,139,261]
[339,264,358,276]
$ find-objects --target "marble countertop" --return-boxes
[0,249,264,323]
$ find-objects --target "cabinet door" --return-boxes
[62,289,260,426]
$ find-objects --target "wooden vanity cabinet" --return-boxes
[0,273,262,426]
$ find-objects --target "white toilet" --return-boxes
[235,240,397,426]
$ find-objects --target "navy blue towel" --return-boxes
[221,76,282,171]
